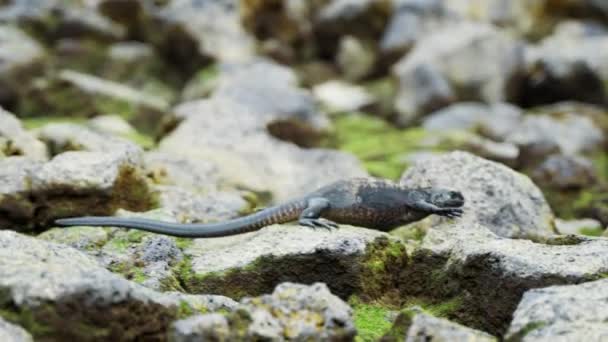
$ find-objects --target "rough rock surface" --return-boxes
[313,80,375,113]
[155,0,255,64]
[160,97,367,202]
[211,59,331,146]
[523,21,608,106]
[505,112,604,161]
[0,157,43,229]
[401,151,555,240]
[383,307,496,342]
[505,278,608,341]
[0,230,236,341]
[20,70,169,133]
[30,150,153,224]
[401,219,608,335]
[170,282,356,341]
[36,122,143,162]
[422,102,523,141]
[393,22,525,125]
[0,123,153,230]
[0,0,125,41]
[0,107,47,160]
[0,318,32,342]
[532,154,597,189]
[0,25,44,106]
[182,224,407,300]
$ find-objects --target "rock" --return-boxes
[555,218,603,235]
[422,102,523,141]
[382,307,496,342]
[505,278,608,341]
[381,0,453,56]
[155,186,247,224]
[170,313,230,342]
[0,107,47,160]
[154,0,255,67]
[29,150,154,225]
[403,221,608,335]
[0,25,44,107]
[0,0,125,42]
[532,154,597,189]
[0,157,43,229]
[0,230,236,341]
[0,318,32,342]
[313,80,376,113]
[522,22,608,106]
[36,123,143,163]
[315,0,392,43]
[400,151,555,240]
[144,152,223,193]
[170,282,356,341]
[211,59,331,146]
[87,114,138,137]
[393,22,525,125]
[505,113,604,163]
[181,224,407,300]
[20,70,169,134]
[159,97,366,202]
[336,35,377,81]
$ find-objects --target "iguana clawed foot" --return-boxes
[299,218,338,231]
[436,207,464,219]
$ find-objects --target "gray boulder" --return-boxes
[381,0,452,55]
[422,102,523,141]
[403,221,608,335]
[181,224,407,300]
[155,0,254,64]
[522,20,608,106]
[0,230,236,340]
[29,150,154,224]
[505,278,608,341]
[170,282,356,341]
[393,21,525,125]
[212,59,331,146]
[0,318,32,342]
[0,107,47,160]
[383,307,496,342]
[21,70,169,134]
[159,97,366,202]
[400,151,555,240]
[0,0,125,41]
[0,157,42,229]
[0,25,44,106]
[505,113,604,163]
[532,154,597,189]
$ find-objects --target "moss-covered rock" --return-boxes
[178,225,407,302]
[0,230,236,341]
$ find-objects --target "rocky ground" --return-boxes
[1,0,608,341]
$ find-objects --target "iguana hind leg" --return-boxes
[298,197,338,230]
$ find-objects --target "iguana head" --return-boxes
[429,189,465,208]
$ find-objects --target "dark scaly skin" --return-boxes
[55,178,465,238]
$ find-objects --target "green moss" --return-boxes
[22,116,87,130]
[349,297,395,342]
[359,237,408,302]
[402,297,463,319]
[505,321,547,342]
[330,113,430,180]
[123,131,154,149]
[0,307,54,337]
[579,226,604,237]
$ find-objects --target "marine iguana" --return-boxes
[55,178,464,238]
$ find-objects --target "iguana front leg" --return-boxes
[409,201,463,218]
[298,197,338,230]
